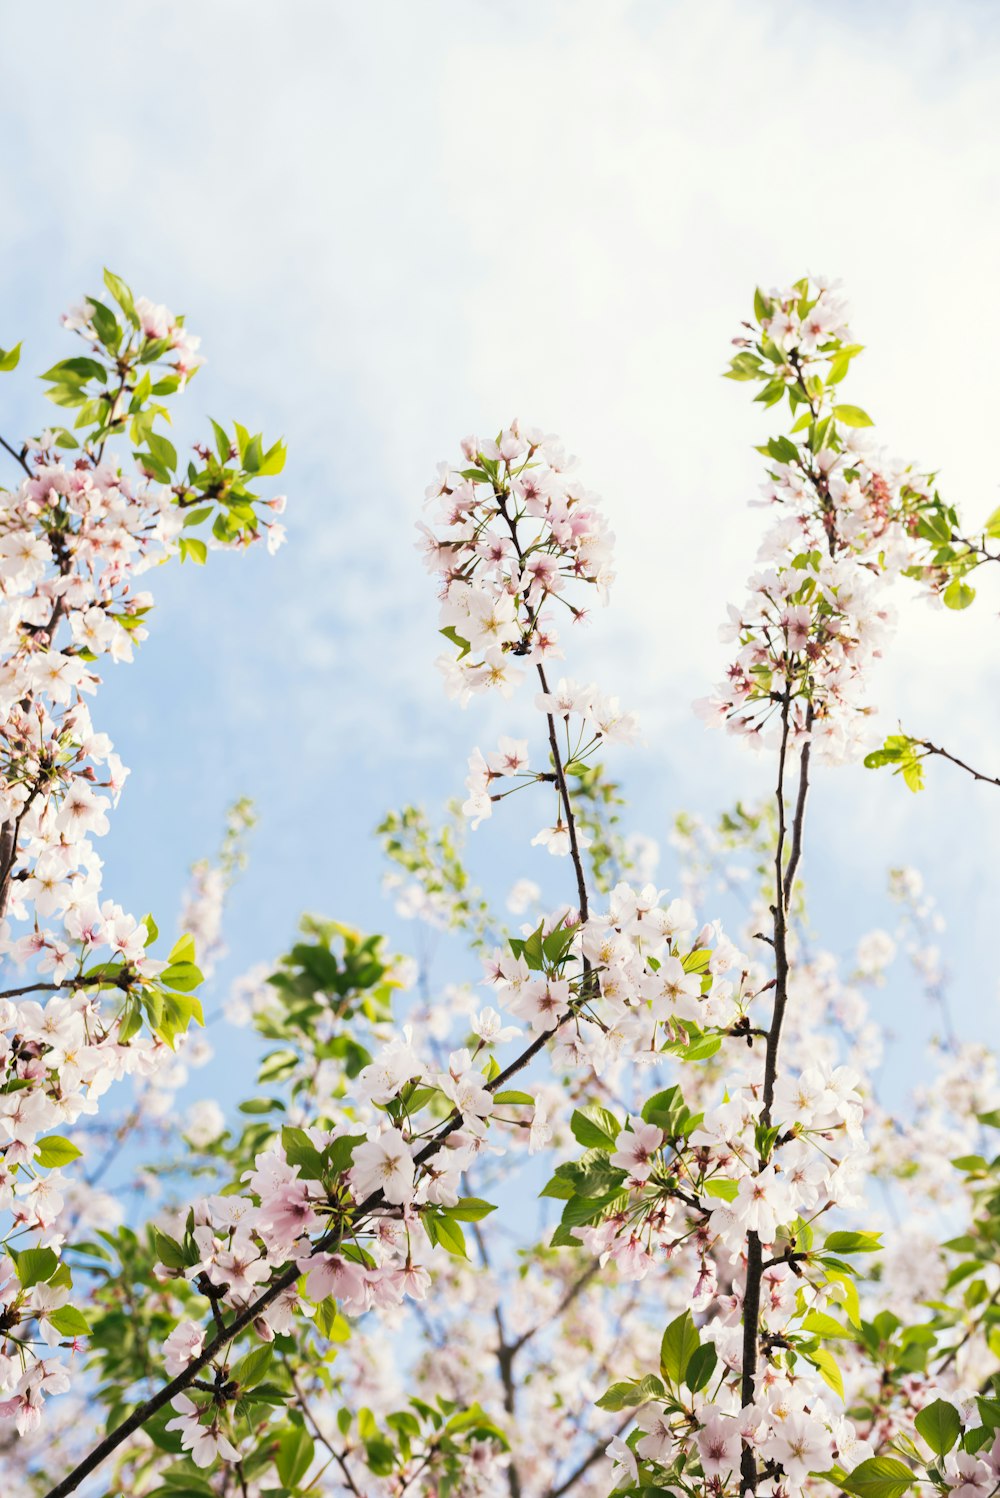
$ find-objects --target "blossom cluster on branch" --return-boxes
[0,271,284,1442]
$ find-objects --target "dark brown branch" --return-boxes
[0,433,31,476]
[741,685,799,1495]
[916,739,1000,790]
[782,702,814,907]
[493,484,589,923]
[0,982,69,1000]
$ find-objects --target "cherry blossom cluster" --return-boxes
[420,423,615,702]
[0,273,282,1440]
[63,289,204,382]
[699,277,949,764]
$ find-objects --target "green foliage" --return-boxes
[659,1310,700,1387]
[915,1399,960,1456]
[864,735,926,792]
[841,1457,915,1498]
[29,269,284,546]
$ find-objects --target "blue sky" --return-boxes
[2,0,999,1123]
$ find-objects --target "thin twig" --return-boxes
[916,739,1000,790]
[0,433,31,476]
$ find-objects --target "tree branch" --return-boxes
[0,433,31,476]
[916,739,1000,790]
[741,683,804,1494]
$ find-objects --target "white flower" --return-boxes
[471,1008,521,1045]
[350,1129,415,1206]
[163,1320,205,1376]
[610,1122,663,1182]
[607,1434,638,1488]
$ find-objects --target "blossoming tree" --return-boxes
[2,272,999,1498]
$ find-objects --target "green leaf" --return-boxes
[47,1304,90,1337]
[521,923,545,970]
[703,1178,738,1201]
[178,536,208,565]
[672,1031,721,1062]
[90,300,121,351]
[145,430,178,476]
[832,404,874,428]
[35,1135,83,1168]
[915,1399,960,1456]
[276,1424,315,1488]
[801,1309,849,1339]
[641,1087,683,1131]
[182,504,214,528]
[154,1232,190,1270]
[168,933,197,965]
[538,1173,575,1201]
[155,988,204,1046]
[952,1154,988,1172]
[159,961,203,993]
[725,351,764,381]
[541,922,579,966]
[103,269,138,327]
[243,434,264,473]
[943,577,976,611]
[863,735,926,793]
[685,1341,718,1393]
[314,1296,351,1342]
[595,1374,665,1412]
[841,1456,914,1498]
[570,1106,620,1150]
[14,1247,59,1288]
[823,1230,882,1255]
[826,344,864,385]
[42,356,107,383]
[232,1344,272,1390]
[492,1090,534,1105]
[143,1480,212,1492]
[807,1345,844,1399]
[444,1198,497,1222]
[767,435,799,465]
[0,342,22,372]
[259,438,287,476]
[433,1215,468,1258]
[660,1310,700,1387]
[440,624,471,659]
[325,1132,366,1175]
[281,1126,326,1181]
